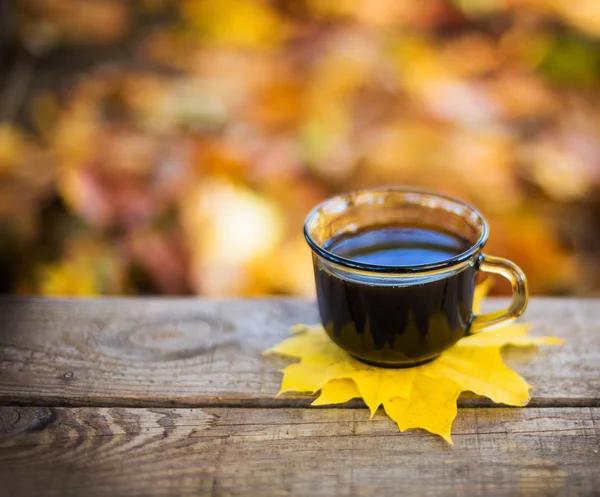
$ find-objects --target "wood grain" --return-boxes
[0,406,598,497]
[0,298,598,408]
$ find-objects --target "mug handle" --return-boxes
[469,254,529,334]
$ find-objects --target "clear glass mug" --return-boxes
[304,188,528,367]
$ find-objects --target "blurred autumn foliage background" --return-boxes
[1,0,599,297]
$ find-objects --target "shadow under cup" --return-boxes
[304,189,528,368]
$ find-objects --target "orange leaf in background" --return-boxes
[265,284,564,443]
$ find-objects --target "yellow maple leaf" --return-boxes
[312,379,360,405]
[265,283,564,442]
[384,376,462,444]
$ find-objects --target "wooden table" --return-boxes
[0,297,599,496]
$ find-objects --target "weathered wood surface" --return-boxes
[0,298,598,407]
[0,297,599,496]
[1,406,599,497]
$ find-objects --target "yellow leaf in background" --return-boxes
[472,277,493,314]
[183,0,283,48]
[41,261,97,296]
[0,125,23,172]
[264,283,564,442]
[554,0,600,37]
[40,238,126,296]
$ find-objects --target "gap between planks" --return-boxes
[2,398,599,409]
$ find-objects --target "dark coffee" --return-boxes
[315,225,476,367]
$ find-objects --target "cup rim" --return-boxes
[303,187,489,274]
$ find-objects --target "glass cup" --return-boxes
[304,188,528,367]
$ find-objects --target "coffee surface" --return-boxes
[326,225,468,266]
[315,224,476,367]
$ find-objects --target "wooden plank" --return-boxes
[0,298,598,407]
[0,406,599,497]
